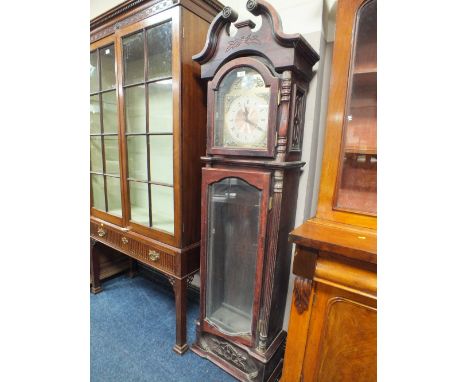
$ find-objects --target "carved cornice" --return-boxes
[293,276,313,314]
[91,0,149,30]
[91,0,224,43]
[193,0,320,80]
[91,0,176,43]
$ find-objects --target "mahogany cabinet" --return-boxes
[190,2,319,381]
[89,0,223,354]
[282,0,377,380]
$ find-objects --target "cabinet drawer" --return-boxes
[119,234,175,274]
[91,221,175,274]
[91,221,122,247]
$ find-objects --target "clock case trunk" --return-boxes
[190,1,320,381]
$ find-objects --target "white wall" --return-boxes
[91,0,124,19]
[90,0,337,330]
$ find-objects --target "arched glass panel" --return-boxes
[214,67,270,150]
[335,0,377,215]
[205,177,261,336]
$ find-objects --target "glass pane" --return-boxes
[151,185,174,234]
[214,67,270,150]
[90,95,101,134]
[100,45,116,91]
[90,137,103,172]
[127,136,147,180]
[104,136,120,175]
[129,181,149,226]
[106,176,122,217]
[150,135,173,184]
[149,81,173,133]
[123,32,144,85]
[102,91,118,133]
[147,22,172,80]
[91,174,105,211]
[205,177,261,336]
[335,0,377,215]
[90,51,99,93]
[125,85,146,134]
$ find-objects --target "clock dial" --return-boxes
[225,94,269,146]
[214,66,271,149]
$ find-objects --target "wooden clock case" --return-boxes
[190,1,319,381]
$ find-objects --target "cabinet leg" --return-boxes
[172,277,188,355]
[90,238,102,294]
[128,258,138,278]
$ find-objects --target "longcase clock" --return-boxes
[190,1,320,381]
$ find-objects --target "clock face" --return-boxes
[214,66,271,149]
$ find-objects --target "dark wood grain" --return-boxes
[191,1,319,380]
[90,0,220,355]
[90,238,102,294]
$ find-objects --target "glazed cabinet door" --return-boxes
[334,0,377,216]
[316,0,377,229]
[200,167,271,347]
[115,8,181,246]
[90,35,124,227]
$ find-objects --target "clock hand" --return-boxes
[245,119,263,132]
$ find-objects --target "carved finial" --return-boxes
[193,7,239,64]
[246,0,258,12]
[222,6,238,22]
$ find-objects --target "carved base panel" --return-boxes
[192,331,284,382]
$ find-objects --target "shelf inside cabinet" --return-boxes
[352,71,376,89]
[353,65,377,75]
[344,147,377,155]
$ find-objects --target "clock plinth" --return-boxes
[192,1,319,381]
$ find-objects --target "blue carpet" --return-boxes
[91,274,235,382]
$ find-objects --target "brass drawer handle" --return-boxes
[97,224,107,237]
[149,250,160,262]
[121,237,128,245]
